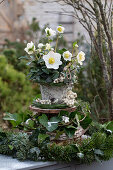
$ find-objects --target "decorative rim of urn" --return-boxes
[29,105,76,114]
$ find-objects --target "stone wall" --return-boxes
[0,0,28,44]
[23,0,89,43]
[0,0,110,44]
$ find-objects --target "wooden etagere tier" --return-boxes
[29,105,87,143]
[29,105,76,114]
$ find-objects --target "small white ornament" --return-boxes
[62,116,69,123]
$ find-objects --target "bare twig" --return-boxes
[0,0,5,4]
[62,0,113,119]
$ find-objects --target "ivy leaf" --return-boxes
[3,112,24,127]
[65,128,75,138]
[80,115,92,129]
[38,114,48,128]
[50,117,60,122]
[3,113,17,121]
[38,115,60,132]
[46,117,60,132]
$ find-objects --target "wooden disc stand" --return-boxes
[29,105,76,118]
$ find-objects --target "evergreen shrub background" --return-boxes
[0,54,38,124]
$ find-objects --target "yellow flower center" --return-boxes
[49,57,55,64]
[64,53,70,59]
[79,54,83,61]
[57,27,62,32]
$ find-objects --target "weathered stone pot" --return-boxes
[40,83,72,102]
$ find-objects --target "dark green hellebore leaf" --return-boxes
[42,68,50,74]
[19,56,29,60]
[37,58,44,64]
[26,61,32,65]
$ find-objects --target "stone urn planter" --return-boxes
[40,83,72,102]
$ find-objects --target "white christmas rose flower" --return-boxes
[46,43,51,50]
[62,116,69,123]
[45,27,56,37]
[63,51,72,61]
[24,41,35,55]
[38,43,44,49]
[57,26,65,33]
[43,51,62,69]
[77,51,85,65]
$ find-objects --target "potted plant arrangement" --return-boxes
[24,25,87,141]
[24,25,85,105]
[1,25,113,169]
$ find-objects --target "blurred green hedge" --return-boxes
[0,54,37,114]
